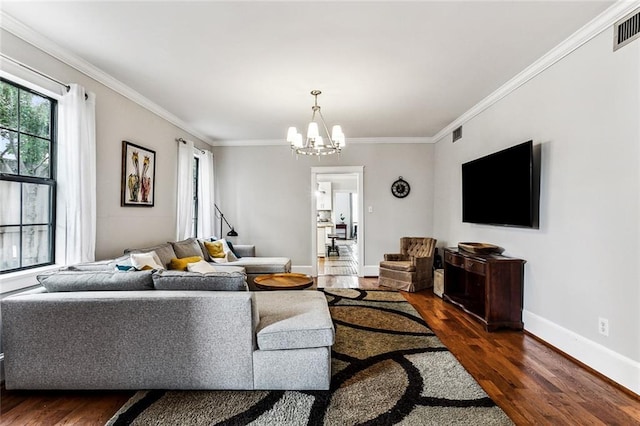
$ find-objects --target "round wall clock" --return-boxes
[391,176,410,198]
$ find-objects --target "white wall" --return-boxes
[0,30,209,262]
[213,143,435,272]
[433,30,639,394]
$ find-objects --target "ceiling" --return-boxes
[0,1,614,144]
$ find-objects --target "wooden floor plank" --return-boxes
[1,278,638,425]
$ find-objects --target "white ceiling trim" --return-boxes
[211,136,432,147]
[0,11,215,145]
[431,0,640,143]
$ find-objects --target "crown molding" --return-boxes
[431,1,640,143]
[0,11,215,145]
[212,136,433,147]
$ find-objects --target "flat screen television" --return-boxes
[462,140,537,228]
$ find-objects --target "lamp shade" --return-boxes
[307,122,319,139]
[287,127,298,143]
[331,125,343,139]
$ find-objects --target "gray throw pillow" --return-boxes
[171,238,205,259]
[38,270,154,292]
[152,270,248,291]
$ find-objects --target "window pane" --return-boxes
[0,226,21,271]
[0,180,21,225]
[22,225,51,267]
[20,135,50,177]
[22,183,50,224]
[19,90,51,138]
[0,130,19,174]
[0,81,19,130]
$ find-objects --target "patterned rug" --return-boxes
[107,289,512,425]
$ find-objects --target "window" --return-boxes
[0,78,57,273]
[192,156,199,237]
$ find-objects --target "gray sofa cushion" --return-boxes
[171,238,205,259]
[152,270,248,291]
[62,259,114,272]
[125,243,177,269]
[37,271,154,292]
[227,257,291,274]
[255,291,334,351]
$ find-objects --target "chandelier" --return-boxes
[287,90,345,156]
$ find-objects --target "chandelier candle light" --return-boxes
[287,90,345,156]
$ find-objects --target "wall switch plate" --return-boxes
[368,206,373,213]
[598,317,609,336]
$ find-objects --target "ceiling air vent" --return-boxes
[452,126,462,142]
[613,9,640,51]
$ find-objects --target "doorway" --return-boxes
[310,166,364,278]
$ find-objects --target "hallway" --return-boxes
[317,239,357,276]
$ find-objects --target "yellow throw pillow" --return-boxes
[169,256,203,271]
[204,241,226,258]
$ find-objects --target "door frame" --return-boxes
[310,166,364,277]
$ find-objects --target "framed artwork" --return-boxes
[121,140,156,207]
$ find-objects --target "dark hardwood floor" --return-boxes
[1,277,638,425]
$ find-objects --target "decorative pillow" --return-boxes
[152,270,248,291]
[171,238,205,259]
[115,264,136,271]
[204,240,226,258]
[197,239,212,262]
[130,251,164,270]
[38,270,154,292]
[226,240,242,259]
[125,243,177,269]
[187,259,217,273]
[216,238,238,260]
[169,256,203,271]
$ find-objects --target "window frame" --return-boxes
[0,77,57,274]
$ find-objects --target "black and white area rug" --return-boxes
[107,289,512,425]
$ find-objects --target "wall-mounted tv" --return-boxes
[462,140,538,228]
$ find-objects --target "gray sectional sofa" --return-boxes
[2,289,334,390]
[1,238,334,391]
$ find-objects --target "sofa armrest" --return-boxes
[233,245,255,257]
[384,253,407,261]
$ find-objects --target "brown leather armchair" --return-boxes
[378,237,437,292]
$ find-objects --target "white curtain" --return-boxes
[176,139,194,240]
[196,149,215,238]
[59,84,96,264]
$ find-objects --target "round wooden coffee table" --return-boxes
[254,273,314,290]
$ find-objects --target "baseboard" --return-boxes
[523,309,639,396]
[291,265,312,275]
[364,265,378,277]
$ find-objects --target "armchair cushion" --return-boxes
[379,260,415,272]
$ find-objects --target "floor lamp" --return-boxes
[214,204,238,237]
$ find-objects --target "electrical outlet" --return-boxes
[598,317,609,336]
